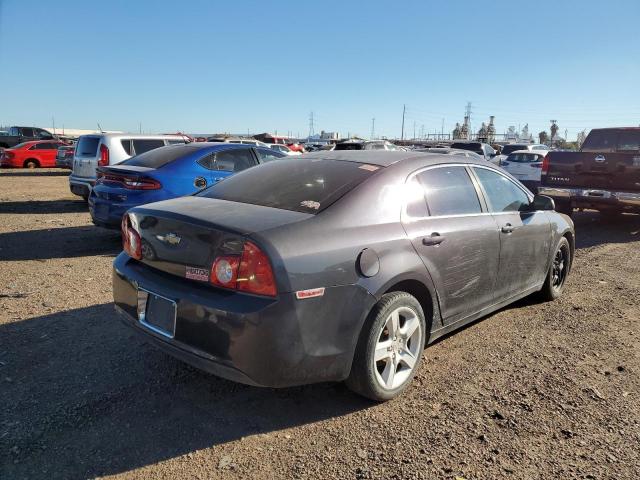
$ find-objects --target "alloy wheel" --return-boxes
[552,245,568,288]
[373,306,423,390]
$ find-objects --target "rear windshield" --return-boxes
[334,143,364,150]
[450,143,483,155]
[501,144,527,155]
[121,145,197,169]
[506,153,542,163]
[197,158,381,214]
[76,136,100,156]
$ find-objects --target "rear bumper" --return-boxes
[539,187,640,209]
[69,175,95,197]
[112,253,376,387]
[89,194,130,227]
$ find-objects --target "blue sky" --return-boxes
[1,0,639,140]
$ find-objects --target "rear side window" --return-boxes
[121,139,132,155]
[198,158,380,214]
[20,128,34,137]
[122,145,196,168]
[415,166,482,216]
[474,167,530,212]
[77,137,100,156]
[334,143,364,150]
[167,139,187,145]
[213,149,257,171]
[616,130,640,151]
[132,139,165,155]
[581,130,617,152]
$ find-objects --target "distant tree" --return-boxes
[539,131,549,144]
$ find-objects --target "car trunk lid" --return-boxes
[127,196,312,281]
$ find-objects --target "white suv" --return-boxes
[69,133,188,200]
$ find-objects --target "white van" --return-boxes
[69,133,189,200]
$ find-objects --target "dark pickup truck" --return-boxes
[0,126,57,149]
[539,127,640,216]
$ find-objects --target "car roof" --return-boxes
[79,133,187,139]
[301,150,488,167]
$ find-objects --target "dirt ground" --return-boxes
[1,169,639,480]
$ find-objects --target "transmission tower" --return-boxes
[308,112,315,139]
[465,101,473,135]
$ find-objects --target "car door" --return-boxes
[402,165,500,324]
[471,166,551,299]
[40,143,59,166]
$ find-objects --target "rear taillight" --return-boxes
[209,241,277,297]
[541,155,549,174]
[121,214,142,260]
[98,144,109,166]
[122,177,161,190]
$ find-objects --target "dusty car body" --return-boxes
[113,151,574,400]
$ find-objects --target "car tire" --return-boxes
[538,237,571,301]
[346,292,426,402]
[24,159,39,169]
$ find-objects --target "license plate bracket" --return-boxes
[137,289,177,338]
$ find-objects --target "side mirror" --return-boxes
[530,194,555,211]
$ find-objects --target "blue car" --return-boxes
[89,143,285,228]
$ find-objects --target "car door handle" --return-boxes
[422,233,445,246]
[501,223,515,234]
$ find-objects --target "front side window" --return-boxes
[415,166,482,216]
[256,148,285,162]
[474,167,530,212]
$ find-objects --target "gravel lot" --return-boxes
[1,169,639,480]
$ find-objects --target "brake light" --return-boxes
[121,214,142,260]
[209,241,277,297]
[99,173,161,190]
[98,144,109,166]
[541,155,549,174]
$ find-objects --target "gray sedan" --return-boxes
[113,151,574,401]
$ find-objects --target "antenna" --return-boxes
[97,122,104,133]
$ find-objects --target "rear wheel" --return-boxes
[24,159,39,169]
[539,237,571,301]
[346,292,426,401]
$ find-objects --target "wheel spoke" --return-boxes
[398,349,417,370]
[374,340,393,362]
[380,357,396,388]
[401,315,419,340]
[387,310,399,337]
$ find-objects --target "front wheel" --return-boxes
[346,292,426,401]
[538,237,571,301]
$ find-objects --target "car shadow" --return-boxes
[0,304,371,479]
[0,199,88,215]
[0,225,121,261]
[0,170,70,177]
[572,210,640,249]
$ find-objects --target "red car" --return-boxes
[0,140,66,168]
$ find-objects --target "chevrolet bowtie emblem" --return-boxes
[156,232,181,245]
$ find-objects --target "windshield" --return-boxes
[121,144,198,169]
[197,158,381,214]
[450,143,484,155]
[11,142,31,149]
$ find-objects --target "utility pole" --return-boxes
[370,118,375,140]
[441,118,444,138]
[52,116,56,135]
[413,121,416,140]
[401,104,406,141]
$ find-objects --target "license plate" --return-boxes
[137,289,177,338]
